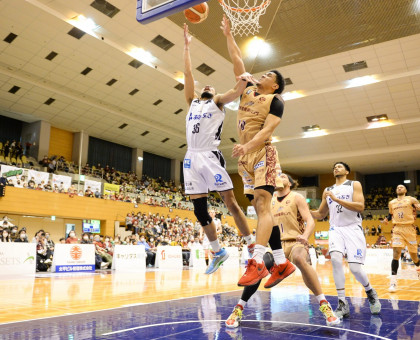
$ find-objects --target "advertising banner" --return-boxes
[111,245,146,272]
[52,244,95,273]
[104,183,120,195]
[84,179,102,194]
[52,174,72,190]
[0,243,36,275]
[27,169,50,186]
[189,245,206,268]
[155,246,182,269]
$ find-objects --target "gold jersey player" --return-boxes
[383,184,420,292]
[311,162,381,318]
[221,16,295,287]
[183,24,256,275]
[225,173,339,328]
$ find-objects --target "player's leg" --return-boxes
[218,189,254,251]
[191,193,228,274]
[291,246,339,326]
[346,225,381,315]
[390,247,403,292]
[404,226,420,278]
[226,252,274,328]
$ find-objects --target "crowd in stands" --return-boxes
[0,211,244,272]
[364,187,394,210]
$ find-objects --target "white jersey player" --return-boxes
[183,24,255,275]
[311,162,381,318]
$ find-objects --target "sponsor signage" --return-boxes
[189,245,206,268]
[112,245,146,272]
[52,244,95,273]
[0,243,36,275]
[155,246,182,269]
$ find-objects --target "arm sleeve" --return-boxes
[269,97,284,118]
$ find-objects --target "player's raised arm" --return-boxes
[215,73,253,105]
[183,23,195,105]
[221,15,246,78]
[411,197,420,211]
[311,189,329,220]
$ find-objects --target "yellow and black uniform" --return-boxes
[389,196,419,252]
[271,191,306,261]
[237,85,284,196]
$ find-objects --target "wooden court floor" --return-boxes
[1,262,420,325]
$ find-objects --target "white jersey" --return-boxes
[186,98,224,151]
[326,180,362,227]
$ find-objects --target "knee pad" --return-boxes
[192,197,212,226]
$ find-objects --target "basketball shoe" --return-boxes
[319,301,340,326]
[237,259,269,286]
[389,275,397,293]
[263,259,296,288]
[334,299,350,319]
[366,288,381,315]
[225,305,243,328]
[205,248,229,275]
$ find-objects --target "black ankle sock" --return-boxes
[391,259,399,275]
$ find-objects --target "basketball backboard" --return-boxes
[137,0,208,24]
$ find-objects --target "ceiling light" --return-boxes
[302,129,328,138]
[302,125,321,132]
[128,47,155,67]
[282,91,304,101]
[404,179,411,184]
[138,157,143,161]
[346,75,378,88]
[68,15,100,37]
[366,114,388,123]
[246,37,271,58]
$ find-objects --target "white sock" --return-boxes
[238,299,247,309]
[272,249,286,265]
[315,294,327,304]
[390,275,397,284]
[209,239,221,253]
[243,235,253,245]
[337,289,346,302]
[252,244,265,263]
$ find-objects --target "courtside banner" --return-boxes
[112,245,146,272]
[0,243,36,275]
[189,245,206,268]
[364,249,393,274]
[223,247,240,267]
[155,246,182,269]
[52,244,95,273]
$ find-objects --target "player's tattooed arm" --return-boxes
[183,23,195,105]
[296,194,315,242]
[310,188,329,220]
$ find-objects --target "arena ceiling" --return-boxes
[0,0,420,176]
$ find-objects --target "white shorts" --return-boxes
[329,224,366,264]
[183,150,233,195]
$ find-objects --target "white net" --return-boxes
[218,0,271,37]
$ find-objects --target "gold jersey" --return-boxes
[271,191,305,241]
[389,196,417,226]
[237,86,277,153]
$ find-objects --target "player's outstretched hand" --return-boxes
[232,144,247,158]
[184,23,192,46]
[220,14,231,36]
[237,72,258,84]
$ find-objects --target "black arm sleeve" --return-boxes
[269,97,284,118]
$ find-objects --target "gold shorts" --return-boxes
[238,145,282,196]
[392,225,418,253]
[282,240,308,263]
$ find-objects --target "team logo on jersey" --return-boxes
[258,97,266,102]
[244,184,254,190]
[244,101,254,106]
[354,249,363,260]
[246,89,253,95]
[254,161,264,170]
[276,206,283,212]
[214,174,223,183]
[184,159,191,168]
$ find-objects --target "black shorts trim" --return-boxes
[255,185,274,195]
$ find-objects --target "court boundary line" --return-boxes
[101,319,392,339]
[0,289,242,326]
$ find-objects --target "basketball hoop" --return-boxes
[218,0,271,37]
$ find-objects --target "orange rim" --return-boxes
[218,0,271,13]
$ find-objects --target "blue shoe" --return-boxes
[205,248,229,275]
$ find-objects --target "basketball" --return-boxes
[184,2,209,24]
